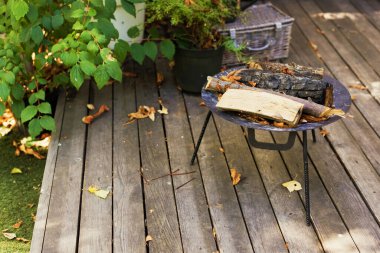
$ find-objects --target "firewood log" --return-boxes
[205,76,344,118]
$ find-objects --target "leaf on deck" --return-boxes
[157,99,168,115]
[82,104,110,124]
[128,106,156,123]
[320,129,329,137]
[230,168,241,185]
[282,180,302,192]
[87,104,95,110]
[156,72,164,86]
[146,235,153,242]
[349,84,367,90]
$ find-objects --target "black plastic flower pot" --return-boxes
[174,46,224,93]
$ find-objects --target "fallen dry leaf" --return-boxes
[273,122,285,128]
[349,84,367,90]
[123,71,138,78]
[12,220,23,229]
[11,168,22,174]
[82,104,110,124]
[31,213,36,222]
[157,99,168,115]
[219,147,224,153]
[184,0,195,6]
[199,101,206,107]
[87,104,95,110]
[128,106,156,122]
[27,203,34,208]
[88,185,98,193]
[3,232,16,240]
[156,72,164,86]
[351,95,356,101]
[320,129,329,137]
[248,81,257,87]
[94,189,110,199]
[308,41,322,59]
[316,28,325,35]
[212,227,217,238]
[18,144,45,159]
[230,168,241,185]
[146,235,153,242]
[0,109,17,137]
[282,180,302,192]
[16,237,30,243]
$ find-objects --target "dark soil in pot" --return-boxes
[174,47,224,93]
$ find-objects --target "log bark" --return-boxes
[247,61,324,79]
[216,89,304,127]
[235,69,328,104]
[206,76,344,118]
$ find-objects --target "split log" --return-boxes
[235,69,329,104]
[247,61,324,79]
[216,89,304,127]
[206,76,344,118]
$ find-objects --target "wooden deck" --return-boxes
[31,0,380,252]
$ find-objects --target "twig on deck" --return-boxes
[150,169,180,181]
[176,178,196,190]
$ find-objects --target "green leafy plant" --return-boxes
[146,0,236,49]
[0,0,175,138]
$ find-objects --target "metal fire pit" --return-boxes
[190,67,351,226]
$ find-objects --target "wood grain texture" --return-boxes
[30,91,66,253]
[249,130,323,253]
[135,62,183,253]
[78,84,113,253]
[296,0,380,102]
[113,67,146,253]
[184,94,254,253]
[273,0,380,136]
[216,89,303,126]
[213,117,287,253]
[42,83,89,253]
[156,59,217,253]
[273,131,359,253]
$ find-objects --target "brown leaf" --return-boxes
[320,129,329,137]
[219,147,224,153]
[82,104,110,124]
[31,213,36,222]
[349,84,367,90]
[351,95,356,101]
[15,148,20,156]
[199,101,206,107]
[128,106,156,122]
[16,237,30,243]
[157,99,168,115]
[308,41,322,59]
[19,145,45,159]
[123,71,138,78]
[273,122,285,128]
[156,72,164,86]
[230,168,241,185]
[12,220,23,229]
[27,203,34,208]
[212,227,217,238]
[248,81,257,87]
[316,28,325,35]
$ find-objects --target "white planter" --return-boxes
[109,2,146,49]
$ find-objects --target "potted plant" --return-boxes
[146,0,238,93]
[0,0,174,138]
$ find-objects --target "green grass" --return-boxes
[0,131,45,253]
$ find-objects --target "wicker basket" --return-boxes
[219,3,294,65]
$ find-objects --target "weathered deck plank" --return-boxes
[31,1,380,252]
[250,131,323,253]
[213,117,287,253]
[157,60,218,253]
[184,94,254,253]
[135,62,183,253]
[113,68,146,253]
[78,84,113,253]
[30,91,66,253]
[42,83,89,253]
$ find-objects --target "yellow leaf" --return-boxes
[94,189,110,199]
[12,220,23,229]
[230,168,241,185]
[146,235,153,242]
[11,168,22,174]
[3,232,16,240]
[88,185,98,193]
[282,180,302,192]
[87,104,95,110]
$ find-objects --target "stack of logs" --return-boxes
[205,62,344,127]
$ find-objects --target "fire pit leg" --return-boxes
[303,130,311,226]
[312,129,317,143]
[191,111,212,165]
